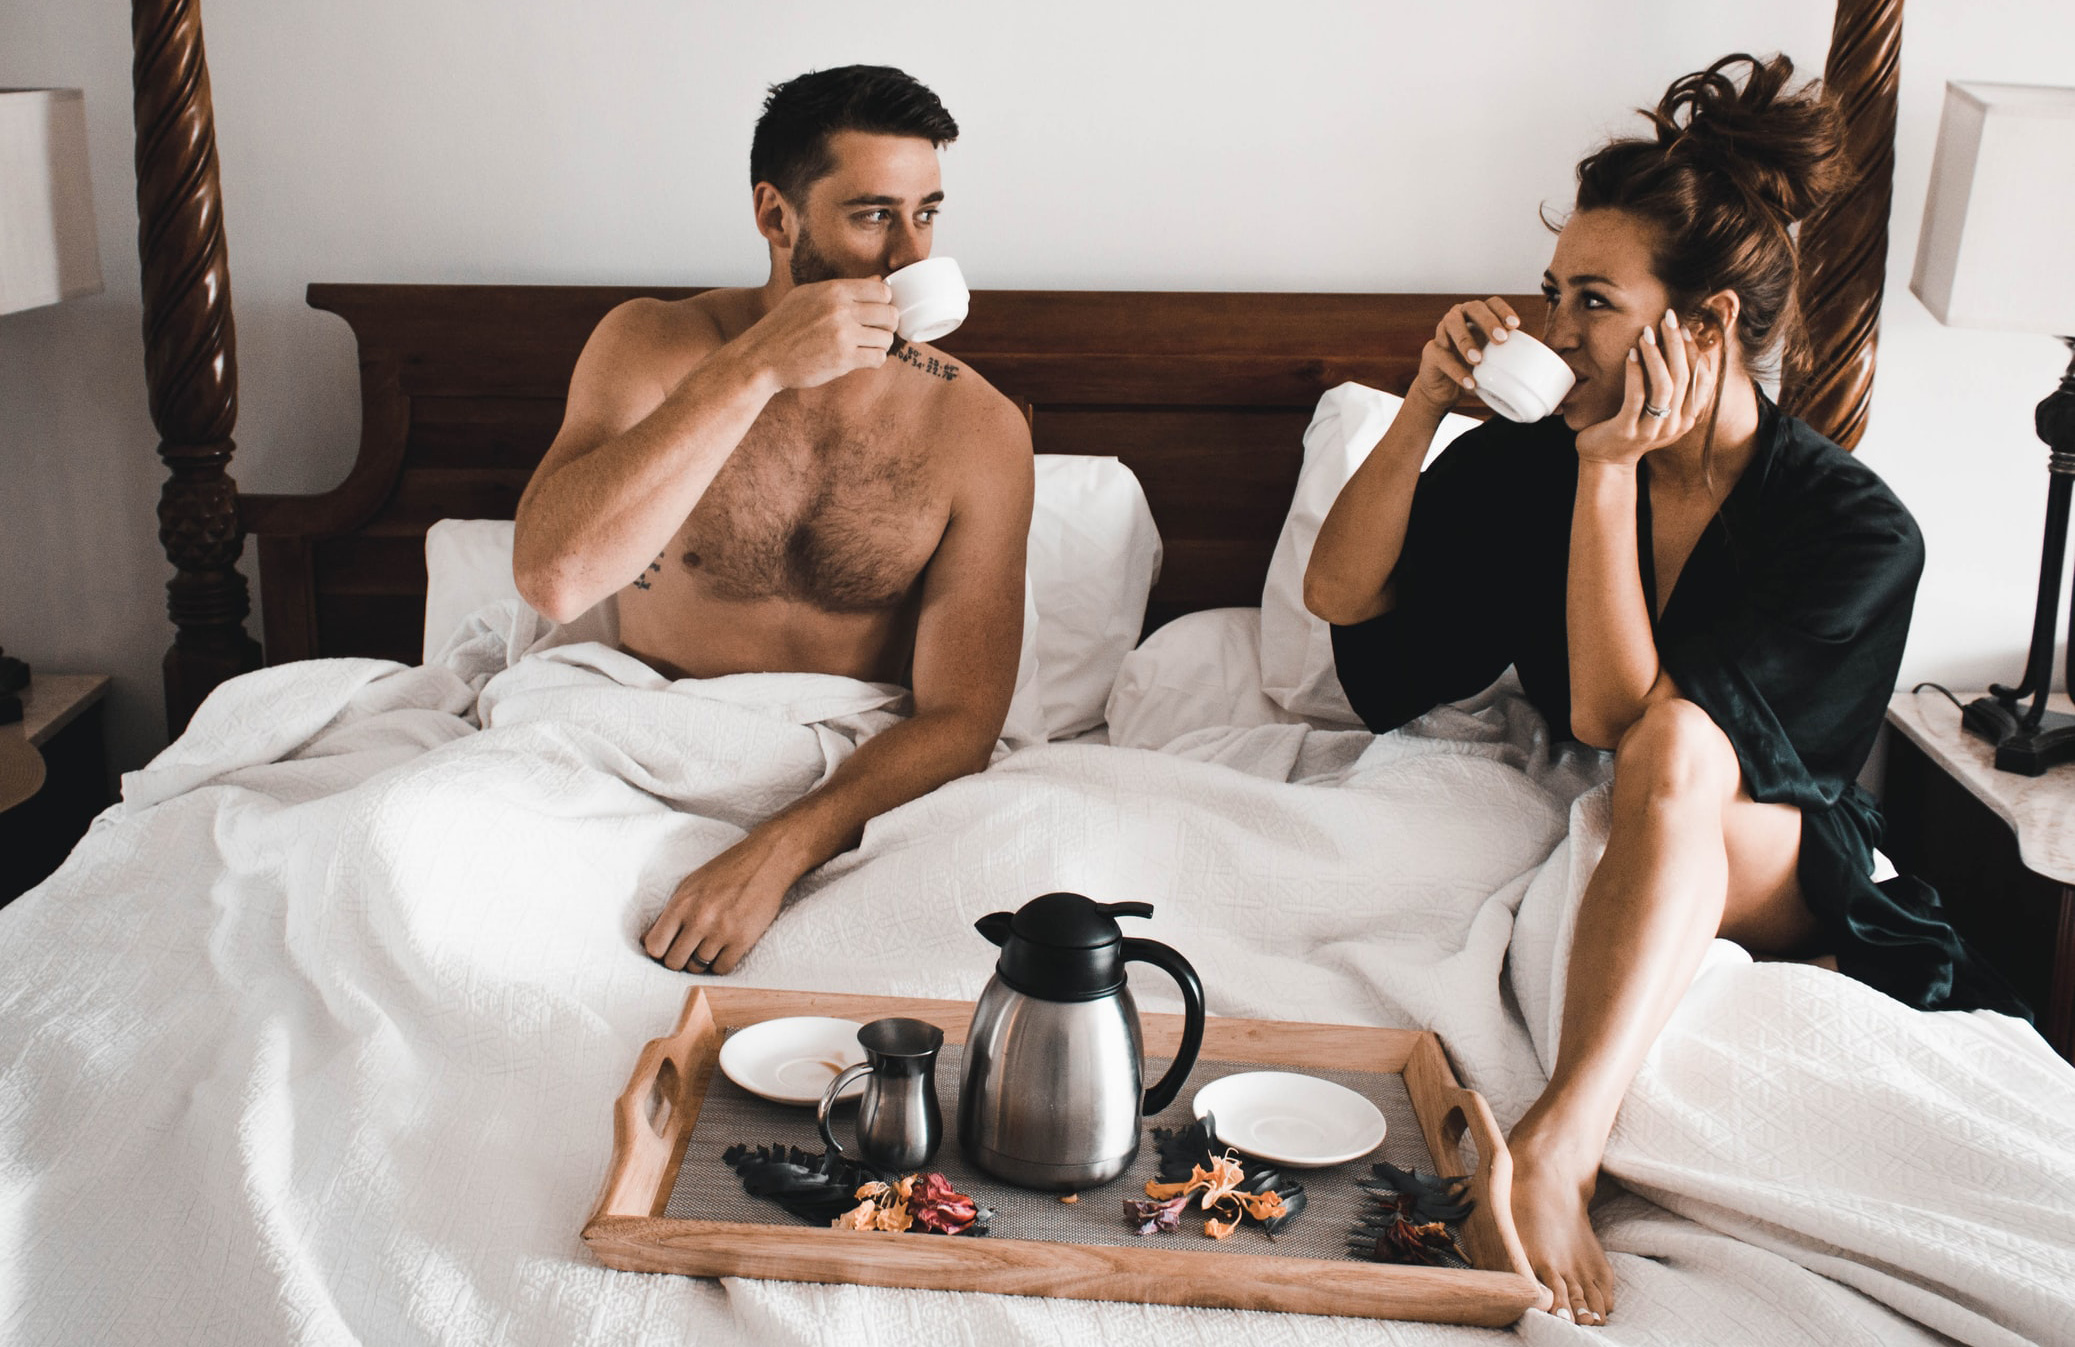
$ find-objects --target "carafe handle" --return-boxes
[1122,937,1206,1115]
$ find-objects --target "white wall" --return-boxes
[3,0,2070,772]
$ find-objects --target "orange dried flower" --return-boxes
[1239,1190,1288,1222]
[1135,1148,1278,1239]
[1195,1154,1247,1210]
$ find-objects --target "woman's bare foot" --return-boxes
[1507,1125,1616,1326]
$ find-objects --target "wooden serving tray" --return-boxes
[584,987,1543,1326]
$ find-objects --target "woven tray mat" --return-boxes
[665,1033,1464,1263]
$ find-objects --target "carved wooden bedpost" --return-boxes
[131,0,263,734]
[1783,0,1903,450]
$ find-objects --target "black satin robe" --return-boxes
[1330,395,2027,1017]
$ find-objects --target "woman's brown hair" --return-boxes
[1566,53,1855,389]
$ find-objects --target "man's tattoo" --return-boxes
[891,340,960,383]
[632,552,664,590]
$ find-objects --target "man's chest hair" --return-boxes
[681,398,946,612]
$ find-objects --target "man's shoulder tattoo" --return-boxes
[632,552,663,591]
[890,336,960,383]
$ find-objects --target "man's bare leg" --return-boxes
[1506,699,1812,1324]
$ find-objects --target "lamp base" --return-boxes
[1962,694,2075,776]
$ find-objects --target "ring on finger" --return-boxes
[1642,402,1670,418]
[689,952,716,971]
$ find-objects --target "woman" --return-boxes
[1306,54,2021,1326]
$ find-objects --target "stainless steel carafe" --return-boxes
[957,892,1205,1190]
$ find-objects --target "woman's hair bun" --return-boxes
[1647,53,1852,226]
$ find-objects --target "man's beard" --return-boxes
[788,225,841,286]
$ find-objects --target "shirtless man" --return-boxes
[513,65,1033,976]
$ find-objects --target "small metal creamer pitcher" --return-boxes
[816,1017,944,1171]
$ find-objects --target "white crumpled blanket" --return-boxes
[3,601,2071,1347]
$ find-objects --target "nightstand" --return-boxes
[0,674,113,908]
[1880,689,2075,1062]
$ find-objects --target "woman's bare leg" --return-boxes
[1508,699,1813,1325]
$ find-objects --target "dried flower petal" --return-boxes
[909,1171,981,1236]
[1058,1194,1078,1204]
[1204,1214,1239,1239]
[1123,1193,1191,1236]
[1196,1153,1247,1209]
[833,1198,879,1230]
[1143,1178,1191,1201]
[1239,1190,1288,1222]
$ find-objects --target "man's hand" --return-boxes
[736,278,900,393]
[642,826,803,975]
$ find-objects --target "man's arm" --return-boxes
[643,400,1036,974]
[513,282,900,622]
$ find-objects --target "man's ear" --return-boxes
[752,182,795,252]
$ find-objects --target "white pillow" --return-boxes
[1105,607,1305,751]
[1027,455,1163,739]
[1258,383,1479,724]
[424,519,621,656]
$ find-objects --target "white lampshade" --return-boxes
[0,88,104,317]
[1912,82,2075,335]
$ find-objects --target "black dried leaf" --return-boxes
[720,1141,884,1226]
[1358,1161,1474,1222]
[1350,1161,1475,1267]
[1146,1111,1308,1237]
[718,1144,992,1236]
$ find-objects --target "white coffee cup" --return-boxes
[885,257,969,343]
[1472,330,1576,422]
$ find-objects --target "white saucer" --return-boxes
[718,1017,868,1106]
[1191,1071,1387,1168]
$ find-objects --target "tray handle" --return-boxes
[1432,1080,1540,1302]
[590,989,716,1223]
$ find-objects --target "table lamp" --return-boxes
[1910,81,2075,776]
[1,87,102,799]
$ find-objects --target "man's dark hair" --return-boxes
[750,65,959,201]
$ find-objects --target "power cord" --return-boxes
[1911,681,1966,713]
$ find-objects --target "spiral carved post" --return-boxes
[1783,0,1903,450]
[132,0,262,735]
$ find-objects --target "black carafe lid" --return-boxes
[983,891,1154,1002]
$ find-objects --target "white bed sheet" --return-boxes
[3,600,2071,1346]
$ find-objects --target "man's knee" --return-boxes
[1612,699,1738,804]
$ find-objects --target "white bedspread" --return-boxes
[4,604,2072,1346]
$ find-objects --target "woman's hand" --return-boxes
[1574,309,1717,469]
[1411,296,1523,415]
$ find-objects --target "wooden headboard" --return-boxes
[240,286,1535,667]
[127,0,1903,731]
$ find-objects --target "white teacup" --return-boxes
[1473,329,1576,422]
[885,257,969,343]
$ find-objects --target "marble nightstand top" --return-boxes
[1887,690,2075,886]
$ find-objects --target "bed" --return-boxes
[7,0,2075,1343]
